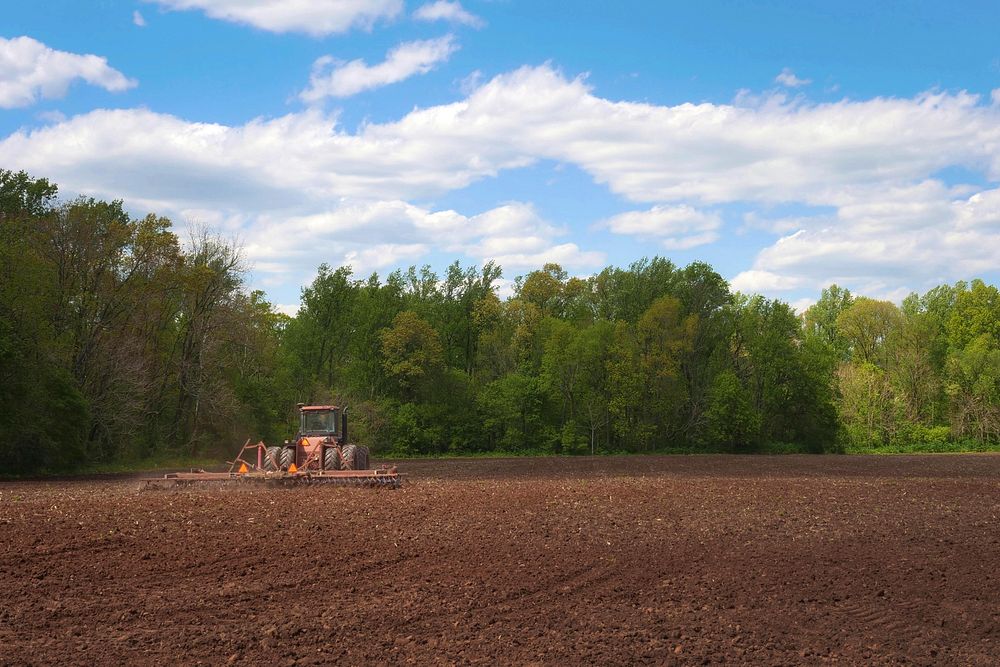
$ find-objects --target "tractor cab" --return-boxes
[299,405,340,436]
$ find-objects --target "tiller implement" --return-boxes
[144,404,400,489]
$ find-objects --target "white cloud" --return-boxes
[775,67,810,88]
[488,243,605,273]
[36,110,67,124]
[742,211,817,235]
[662,232,719,250]
[741,185,1000,298]
[301,35,458,101]
[145,0,403,36]
[133,10,147,27]
[457,69,483,95]
[2,64,999,298]
[413,1,485,28]
[460,203,605,270]
[954,187,1000,229]
[789,297,816,314]
[492,277,517,300]
[274,303,301,317]
[239,199,600,285]
[8,65,999,209]
[343,243,430,274]
[0,36,136,109]
[602,204,721,249]
[730,269,805,293]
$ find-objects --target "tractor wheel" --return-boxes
[323,447,341,471]
[280,447,296,471]
[262,446,282,471]
[355,445,370,471]
[340,444,358,470]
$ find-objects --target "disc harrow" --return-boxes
[142,435,401,490]
[143,468,401,489]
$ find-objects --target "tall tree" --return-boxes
[803,284,854,358]
[836,297,902,366]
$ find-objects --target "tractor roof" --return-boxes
[300,405,339,411]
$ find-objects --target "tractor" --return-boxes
[143,403,398,488]
[261,404,370,473]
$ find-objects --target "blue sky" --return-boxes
[2,1,999,312]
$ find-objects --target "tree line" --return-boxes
[1,170,997,472]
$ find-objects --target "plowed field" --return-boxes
[2,455,999,665]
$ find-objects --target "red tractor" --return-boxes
[144,403,398,488]
[261,404,370,472]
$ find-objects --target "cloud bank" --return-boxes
[2,64,998,298]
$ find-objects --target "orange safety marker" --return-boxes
[288,463,298,473]
[238,462,249,473]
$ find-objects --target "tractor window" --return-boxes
[301,410,337,434]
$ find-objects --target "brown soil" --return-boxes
[1,454,998,665]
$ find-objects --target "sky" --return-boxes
[1,1,999,314]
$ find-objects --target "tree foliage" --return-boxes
[2,169,998,471]
[0,171,293,471]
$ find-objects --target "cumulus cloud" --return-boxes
[730,269,805,293]
[8,65,999,211]
[144,0,403,36]
[413,1,485,28]
[738,183,1000,297]
[36,110,68,124]
[2,64,999,297]
[274,303,301,317]
[601,205,721,249]
[0,36,136,108]
[487,243,605,272]
[301,35,458,101]
[343,243,430,274]
[241,199,601,284]
[133,10,147,27]
[741,211,818,235]
[775,67,810,88]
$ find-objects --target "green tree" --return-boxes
[380,310,444,401]
[803,284,854,357]
[0,169,58,219]
[673,262,731,438]
[836,297,902,366]
[0,171,87,471]
[836,362,895,449]
[295,264,357,389]
[607,296,696,450]
[945,335,1000,443]
[477,372,548,451]
[517,263,567,314]
[947,280,1000,351]
[705,370,760,450]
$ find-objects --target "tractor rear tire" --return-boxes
[340,444,357,470]
[323,447,341,471]
[280,447,296,471]
[262,446,282,471]
[355,445,370,471]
